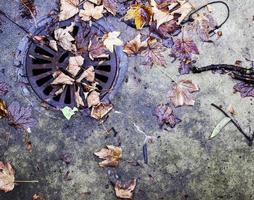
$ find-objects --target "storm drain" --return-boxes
[17,18,127,109]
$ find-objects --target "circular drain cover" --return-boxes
[23,18,126,109]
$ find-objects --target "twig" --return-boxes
[211,103,253,146]
[15,180,38,183]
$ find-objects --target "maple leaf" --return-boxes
[123,34,147,56]
[54,22,77,52]
[115,178,137,199]
[59,0,79,21]
[79,2,104,21]
[51,71,75,85]
[94,145,122,167]
[77,66,95,83]
[155,19,181,38]
[66,56,84,76]
[103,0,118,16]
[8,101,37,131]
[179,60,193,75]
[103,31,123,52]
[91,102,113,120]
[0,82,8,96]
[0,99,8,119]
[141,38,166,66]
[233,82,254,98]
[124,4,153,29]
[171,1,193,24]
[87,90,100,108]
[88,36,109,60]
[171,38,199,60]
[168,80,199,107]
[0,162,15,193]
[155,0,178,9]
[155,104,181,127]
[75,86,84,108]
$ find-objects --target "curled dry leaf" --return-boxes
[123,34,147,56]
[59,0,79,21]
[155,19,181,38]
[77,66,95,83]
[94,145,122,167]
[90,102,113,120]
[87,90,100,108]
[103,31,123,52]
[141,38,166,66]
[103,0,118,16]
[51,72,75,85]
[0,99,8,119]
[115,178,137,199]
[171,0,193,24]
[75,86,84,108]
[79,2,104,21]
[168,80,199,107]
[88,36,109,60]
[0,82,8,97]
[49,40,58,51]
[8,101,36,131]
[155,104,181,128]
[124,4,153,29]
[67,56,84,76]
[0,162,15,193]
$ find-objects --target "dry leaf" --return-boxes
[103,0,118,16]
[49,40,58,51]
[115,178,137,199]
[123,34,147,56]
[51,72,75,85]
[79,2,104,21]
[90,102,113,120]
[59,0,79,21]
[103,31,123,52]
[171,1,193,24]
[77,66,95,82]
[87,91,100,108]
[168,79,199,107]
[124,4,153,29]
[0,162,15,193]
[88,37,109,60]
[55,85,66,95]
[227,104,236,115]
[54,22,77,52]
[94,145,122,167]
[75,86,84,108]
[67,56,84,76]
[0,99,8,119]
[32,194,44,200]
[88,0,102,5]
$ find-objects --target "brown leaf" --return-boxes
[49,40,58,51]
[103,0,118,15]
[0,162,15,193]
[90,102,113,120]
[59,0,79,21]
[20,0,37,19]
[75,87,84,108]
[51,72,75,85]
[103,31,123,52]
[227,104,236,116]
[0,99,8,119]
[88,37,109,60]
[26,141,33,153]
[66,56,84,76]
[115,178,137,199]
[94,145,122,167]
[77,66,95,83]
[123,34,147,56]
[168,79,199,107]
[141,38,166,66]
[124,4,153,29]
[32,194,44,200]
[79,2,104,21]
[87,91,100,108]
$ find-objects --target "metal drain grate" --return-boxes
[25,19,121,109]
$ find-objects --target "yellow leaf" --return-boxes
[0,99,8,119]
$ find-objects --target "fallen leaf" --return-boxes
[60,153,73,165]
[88,36,109,60]
[66,56,84,76]
[94,145,122,167]
[88,0,102,4]
[124,4,153,29]
[26,141,33,153]
[155,19,181,38]
[8,101,36,131]
[87,91,100,108]
[115,178,137,199]
[77,66,95,82]
[91,102,113,120]
[103,31,123,52]
[210,117,231,139]
[0,99,8,118]
[155,104,181,127]
[51,72,75,85]
[123,34,147,56]
[59,0,79,21]
[60,106,78,120]
[168,80,199,107]
[49,40,58,51]
[0,82,8,97]
[233,82,254,98]
[20,0,37,19]
[141,38,166,66]
[0,162,15,193]
[75,87,84,108]
[79,2,104,21]
[171,1,193,24]
[227,104,236,115]
[103,0,118,15]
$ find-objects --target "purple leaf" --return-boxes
[154,105,181,128]
[0,82,8,96]
[8,101,36,131]
[179,61,193,75]
[233,82,254,98]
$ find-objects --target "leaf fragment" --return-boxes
[51,72,75,85]
[60,106,78,120]
[103,0,118,16]
[77,66,95,83]
[123,34,147,56]
[210,117,231,139]
[0,82,8,97]
[114,178,137,199]
[0,162,15,193]
[91,102,113,120]
[66,56,84,76]
[87,91,100,108]
[0,99,8,119]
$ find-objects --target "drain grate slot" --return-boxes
[43,85,53,95]
[36,75,53,86]
[32,68,52,76]
[96,65,111,72]
[34,46,54,57]
[32,58,52,64]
